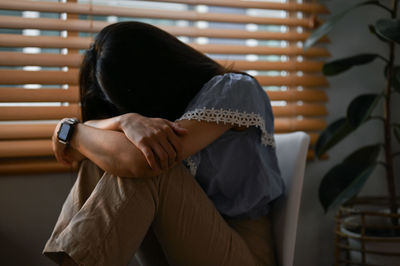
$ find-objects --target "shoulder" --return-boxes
[179,72,276,148]
[182,72,271,115]
[192,72,266,106]
[210,72,254,82]
[202,72,261,93]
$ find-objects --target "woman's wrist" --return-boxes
[52,118,86,165]
[69,122,83,151]
[119,113,140,131]
[83,115,135,131]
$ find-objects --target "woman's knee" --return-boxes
[156,163,194,189]
[78,159,104,179]
[72,159,106,202]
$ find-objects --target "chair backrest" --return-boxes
[272,132,310,266]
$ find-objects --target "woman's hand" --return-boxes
[119,113,188,171]
[52,119,86,166]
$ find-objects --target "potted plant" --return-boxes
[305,0,400,264]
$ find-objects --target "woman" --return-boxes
[43,21,284,266]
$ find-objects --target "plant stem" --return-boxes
[384,0,398,222]
[377,54,390,63]
[375,2,395,14]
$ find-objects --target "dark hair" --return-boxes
[79,21,231,122]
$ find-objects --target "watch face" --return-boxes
[58,123,72,142]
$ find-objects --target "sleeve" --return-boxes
[178,72,276,148]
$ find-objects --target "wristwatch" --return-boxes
[57,118,80,145]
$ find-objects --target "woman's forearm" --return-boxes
[83,115,123,131]
[70,123,161,178]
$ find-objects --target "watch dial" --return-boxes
[59,123,71,141]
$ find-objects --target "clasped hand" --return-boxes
[118,113,188,171]
[52,113,188,171]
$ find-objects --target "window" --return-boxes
[0,0,329,174]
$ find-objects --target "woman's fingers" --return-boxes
[52,128,66,165]
[121,115,185,170]
[164,125,183,161]
[52,119,69,165]
[167,121,188,136]
[137,143,160,172]
[53,141,71,166]
[150,141,169,170]
[158,137,177,167]
[138,137,170,170]
[61,150,73,166]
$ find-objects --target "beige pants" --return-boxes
[43,160,276,266]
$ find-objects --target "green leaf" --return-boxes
[319,164,376,212]
[369,24,390,42]
[347,94,381,128]
[392,66,400,92]
[375,19,400,44]
[394,124,400,143]
[343,144,381,165]
[322,54,379,76]
[319,144,381,212]
[304,1,381,50]
[315,118,354,158]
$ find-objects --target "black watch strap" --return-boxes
[57,118,80,145]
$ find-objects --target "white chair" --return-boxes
[272,132,310,266]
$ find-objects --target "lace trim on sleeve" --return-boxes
[178,107,276,147]
[184,157,197,176]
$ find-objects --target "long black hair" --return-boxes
[79,21,230,122]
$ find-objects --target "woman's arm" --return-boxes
[53,116,232,178]
[69,120,231,178]
[174,119,232,160]
[85,114,189,169]
[69,123,153,177]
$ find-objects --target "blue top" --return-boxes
[178,72,284,219]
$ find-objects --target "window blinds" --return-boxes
[0,0,329,175]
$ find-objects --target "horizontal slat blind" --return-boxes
[0,51,325,71]
[0,0,330,14]
[0,87,327,102]
[0,15,331,41]
[150,0,329,13]
[0,35,330,56]
[0,0,329,175]
[0,4,313,26]
[0,69,327,87]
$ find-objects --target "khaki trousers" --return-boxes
[43,160,276,266]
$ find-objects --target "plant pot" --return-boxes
[335,197,400,266]
[341,215,400,265]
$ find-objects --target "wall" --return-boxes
[295,1,400,265]
[0,172,76,266]
[0,172,140,266]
